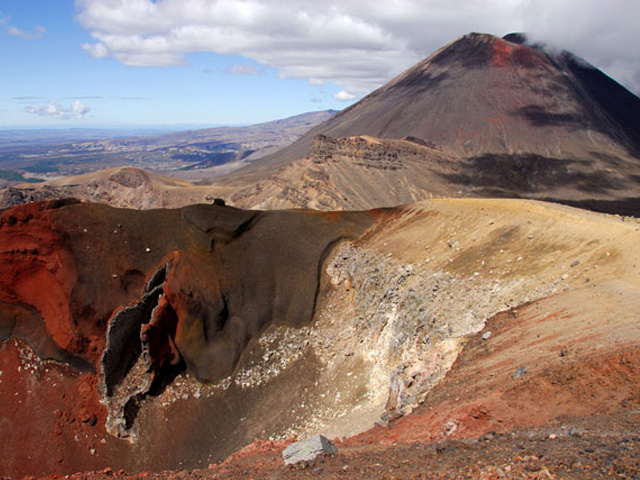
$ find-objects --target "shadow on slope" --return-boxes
[440,153,628,193]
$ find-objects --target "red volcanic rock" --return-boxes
[0,199,374,477]
[0,202,76,350]
[490,36,547,69]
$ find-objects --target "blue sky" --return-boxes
[0,0,349,127]
[1,0,639,129]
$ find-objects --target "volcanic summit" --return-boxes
[204,33,640,214]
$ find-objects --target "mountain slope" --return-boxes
[213,33,640,215]
[247,32,640,171]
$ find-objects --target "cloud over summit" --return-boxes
[76,0,640,97]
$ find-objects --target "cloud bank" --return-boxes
[25,100,92,120]
[76,0,640,97]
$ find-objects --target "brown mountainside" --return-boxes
[214,32,640,215]
[245,32,640,171]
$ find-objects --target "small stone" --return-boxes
[514,365,527,379]
[570,260,580,267]
[549,433,557,439]
[282,434,338,465]
[375,418,389,428]
[569,427,582,437]
[112,274,118,279]
[445,420,458,436]
[482,331,491,340]
[145,247,152,253]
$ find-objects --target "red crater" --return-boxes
[0,201,78,354]
[492,37,549,70]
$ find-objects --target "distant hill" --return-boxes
[0,110,337,181]
[1,166,218,209]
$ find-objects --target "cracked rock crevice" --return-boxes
[100,260,184,439]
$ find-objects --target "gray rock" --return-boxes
[282,434,338,465]
[514,365,527,379]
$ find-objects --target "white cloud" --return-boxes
[334,90,356,101]
[25,100,92,120]
[228,63,259,75]
[82,41,109,59]
[519,0,640,95]
[6,22,45,39]
[1,9,46,39]
[75,0,640,95]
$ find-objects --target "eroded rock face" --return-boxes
[0,200,374,472]
[0,200,90,366]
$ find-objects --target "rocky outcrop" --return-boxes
[311,135,404,170]
[310,134,445,172]
[0,199,374,471]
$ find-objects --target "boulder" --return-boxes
[282,434,338,465]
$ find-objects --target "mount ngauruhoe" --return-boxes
[216,32,640,214]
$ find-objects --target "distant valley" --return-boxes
[0,110,336,187]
